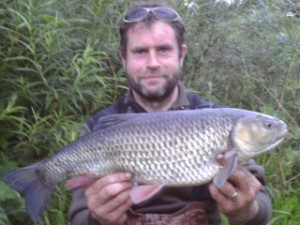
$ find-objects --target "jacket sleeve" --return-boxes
[242,160,272,225]
[69,189,101,225]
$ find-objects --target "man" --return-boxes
[69,2,272,225]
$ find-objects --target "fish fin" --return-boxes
[3,164,55,222]
[213,150,238,188]
[66,175,98,190]
[130,184,163,204]
[94,113,140,130]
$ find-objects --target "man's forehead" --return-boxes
[126,21,177,46]
[128,21,175,37]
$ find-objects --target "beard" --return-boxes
[126,69,182,102]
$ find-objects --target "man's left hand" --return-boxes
[209,167,261,225]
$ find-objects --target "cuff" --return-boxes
[88,212,102,225]
[244,192,272,225]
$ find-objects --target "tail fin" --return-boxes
[3,163,55,222]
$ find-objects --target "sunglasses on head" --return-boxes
[123,6,181,23]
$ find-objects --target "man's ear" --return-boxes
[180,44,188,67]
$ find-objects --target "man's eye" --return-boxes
[159,47,169,53]
[135,49,147,55]
[158,46,172,54]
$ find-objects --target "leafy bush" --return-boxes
[1,0,299,225]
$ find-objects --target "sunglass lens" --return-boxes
[124,8,147,22]
[153,8,178,21]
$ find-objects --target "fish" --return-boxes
[3,108,288,222]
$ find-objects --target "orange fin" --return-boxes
[213,150,238,188]
[130,184,163,204]
[66,175,98,190]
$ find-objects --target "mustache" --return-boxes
[140,73,166,78]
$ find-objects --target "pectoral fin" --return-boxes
[130,184,163,204]
[213,150,238,188]
[66,175,98,190]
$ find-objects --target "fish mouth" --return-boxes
[260,137,285,153]
[252,134,286,155]
[280,126,288,138]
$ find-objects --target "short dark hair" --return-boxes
[119,2,185,58]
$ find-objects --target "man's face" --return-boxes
[121,21,187,102]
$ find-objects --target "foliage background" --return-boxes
[0,0,299,224]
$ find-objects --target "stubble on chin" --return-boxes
[131,77,179,102]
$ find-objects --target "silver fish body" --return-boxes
[3,108,288,222]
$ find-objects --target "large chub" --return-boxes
[1,108,288,222]
[3,163,55,222]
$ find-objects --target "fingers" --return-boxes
[86,172,132,195]
[91,195,132,225]
[85,172,134,225]
[209,167,261,215]
[212,181,239,202]
[229,168,261,202]
[88,182,132,211]
[209,183,232,207]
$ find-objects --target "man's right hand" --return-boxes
[85,172,134,225]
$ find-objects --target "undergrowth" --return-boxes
[0,0,299,224]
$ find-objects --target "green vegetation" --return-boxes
[1,0,299,224]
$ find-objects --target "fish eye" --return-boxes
[264,122,273,129]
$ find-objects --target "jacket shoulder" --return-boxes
[186,93,221,109]
[86,97,126,131]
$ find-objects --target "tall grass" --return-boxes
[0,0,299,224]
[0,0,128,224]
[178,1,300,224]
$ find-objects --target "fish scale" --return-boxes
[3,107,288,222]
[67,112,227,185]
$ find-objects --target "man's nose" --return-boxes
[147,51,160,69]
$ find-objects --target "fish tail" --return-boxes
[3,163,55,222]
